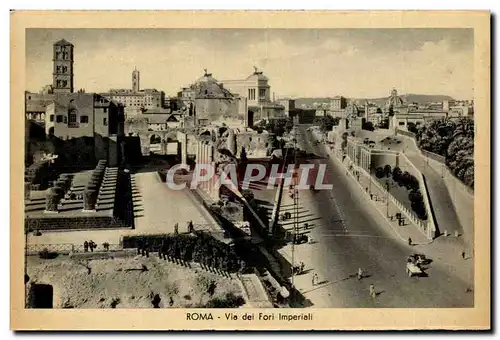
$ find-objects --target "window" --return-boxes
[69,113,77,123]
[56,115,63,123]
[398,122,405,126]
[80,115,89,123]
[248,88,256,100]
[103,107,107,113]
[259,88,266,99]
[49,115,54,122]
[103,118,108,126]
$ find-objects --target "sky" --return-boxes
[25,28,474,99]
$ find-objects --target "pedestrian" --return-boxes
[137,239,143,255]
[144,241,149,257]
[408,237,412,246]
[311,273,316,286]
[89,240,95,252]
[370,193,373,200]
[300,262,305,274]
[369,284,376,298]
[462,251,466,260]
[357,268,363,280]
[174,223,179,235]
[84,241,89,253]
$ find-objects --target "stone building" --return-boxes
[24,39,125,167]
[52,39,74,94]
[102,68,167,117]
[177,70,248,127]
[222,68,285,123]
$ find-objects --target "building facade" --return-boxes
[222,67,271,107]
[102,69,166,116]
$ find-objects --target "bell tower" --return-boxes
[53,39,74,94]
[132,68,140,92]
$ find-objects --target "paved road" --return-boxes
[403,143,466,239]
[266,126,473,308]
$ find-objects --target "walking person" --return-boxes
[462,250,466,260]
[408,237,412,246]
[311,273,316,286]
[89,240,95,252]
[369,284,376,298]
[84,241,89,253]
[357,268,364,280]
[137,239,143,255]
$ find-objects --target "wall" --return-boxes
[236,132,273,158]
[370,153,399,170]
[195,98,243,121]
[51,94,95,139]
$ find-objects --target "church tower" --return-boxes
[132,68,140,92]
[52,39,74,94]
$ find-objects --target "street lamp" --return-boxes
[385,180,390,217]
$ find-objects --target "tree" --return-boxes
[375,167,385,179]
[314,115,339,133]
[383,165,392,177]
[362,121,375,131]
[408,189,423,203]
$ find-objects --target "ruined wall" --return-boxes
[236,132,273,158]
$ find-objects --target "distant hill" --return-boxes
[294,94,456,108]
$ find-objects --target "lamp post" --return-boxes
[385,180,390,217]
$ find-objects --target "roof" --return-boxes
[26,102,48,112]
[54,39,73,46]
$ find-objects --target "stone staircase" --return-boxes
[96,167,118,211]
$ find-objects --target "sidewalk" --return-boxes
[352,168,430,246]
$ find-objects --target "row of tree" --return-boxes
[375,165,427,220]
[254,118,294,137]
[415,118,474,188]
[313,115,340,133]
[126,232,242,272]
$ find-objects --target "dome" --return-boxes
[385,88,404,109]
[245,67,269,81]
[191,70,234,99]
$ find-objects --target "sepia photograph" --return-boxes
[10,10,490,330]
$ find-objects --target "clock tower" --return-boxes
[53,39,74,94]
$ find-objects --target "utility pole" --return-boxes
[290,122,299,300]
[368,163,372,196]
[385,180,390,217]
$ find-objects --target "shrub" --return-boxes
[203,293,245,308]
[375,167,385,179]
[84,189,97,210]
[383,165,392,177]
[408,189,423,203]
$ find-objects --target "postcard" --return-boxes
[10,10,490,330]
